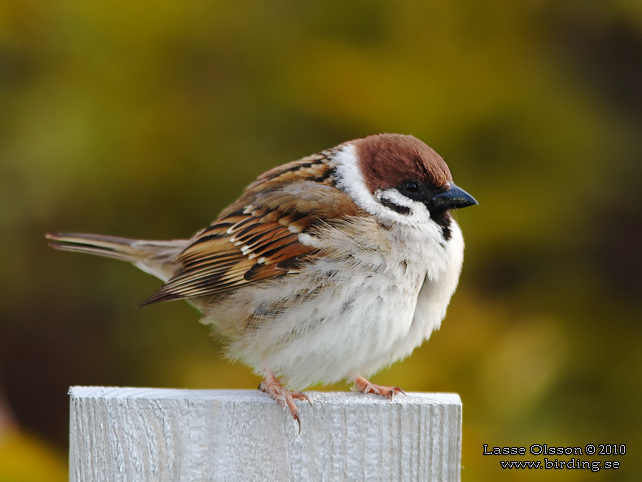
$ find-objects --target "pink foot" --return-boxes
[259,369,310,432]
[353,376,406,400]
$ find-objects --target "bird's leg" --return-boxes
[259,368,310,432]
[352,376,406,400]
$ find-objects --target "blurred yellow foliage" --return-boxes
[0,431,67,482]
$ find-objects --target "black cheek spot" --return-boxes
[379,198,411,215]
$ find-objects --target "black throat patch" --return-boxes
[431,210,453,241]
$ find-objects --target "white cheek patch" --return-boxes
[334,144,432,227]
[376,189,434,226]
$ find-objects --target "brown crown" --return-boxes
[353,134,453,193]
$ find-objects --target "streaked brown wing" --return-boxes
[142,208,319,304]
[142,153,361,305]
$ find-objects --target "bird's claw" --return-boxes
[259,370,310,433]
[353,376,406,400]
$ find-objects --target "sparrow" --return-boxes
[47,133,477,429]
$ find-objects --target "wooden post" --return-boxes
[69,387,462,481]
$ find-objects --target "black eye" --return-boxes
[403,180,421,193]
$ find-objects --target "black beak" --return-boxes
[428,183,478,211]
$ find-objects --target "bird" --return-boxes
[47,133,477,429]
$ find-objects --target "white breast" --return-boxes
[211,215,464,390]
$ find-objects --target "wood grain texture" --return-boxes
[69,387,461,482]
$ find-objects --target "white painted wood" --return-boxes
[69,387,461,482]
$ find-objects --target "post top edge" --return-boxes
[69,386,461,406]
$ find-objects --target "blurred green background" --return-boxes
[1,1,641,481]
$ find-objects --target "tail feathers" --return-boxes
[46,232,188,282]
